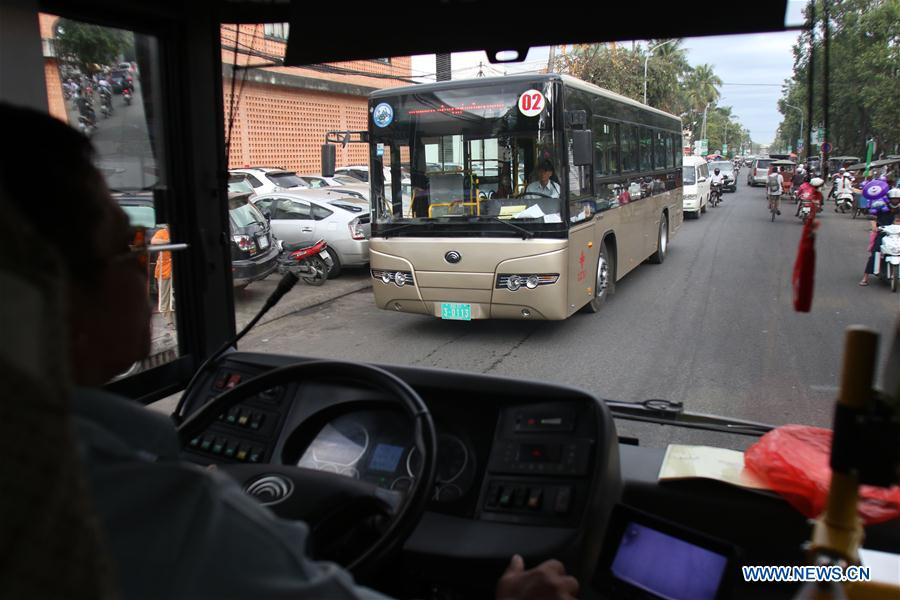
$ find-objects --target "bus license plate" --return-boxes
[441,303,471,321]
[256,235,269,249]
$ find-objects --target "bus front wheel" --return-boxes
[649,214,668,264]
[581,242,613,314]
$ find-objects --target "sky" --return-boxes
[407,1,806,146]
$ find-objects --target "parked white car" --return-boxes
[682,155,710,218]
[250,189,371,278]
[229,167,309,195]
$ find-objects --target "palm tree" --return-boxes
[687,64,722,111]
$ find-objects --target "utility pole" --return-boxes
[547,45,554,73]
[643,39,676,105]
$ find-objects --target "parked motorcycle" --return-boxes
[276,239,332,286]
[78,114,96,137]
[123,88,132,105]
[876,224,900,293]
[99,88,113,118]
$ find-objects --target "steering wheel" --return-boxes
[176,360,438,577]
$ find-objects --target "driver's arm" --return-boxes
[72,387,393,600]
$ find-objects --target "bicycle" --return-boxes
[768,194,781,221]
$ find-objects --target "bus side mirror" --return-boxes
[572,130,593,166]
[321,144,336,177]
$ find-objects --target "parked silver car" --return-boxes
[250,189,370,278]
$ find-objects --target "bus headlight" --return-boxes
[497,274,559,291]
[372,269,414,287]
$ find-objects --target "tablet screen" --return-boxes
[610,521,729,600]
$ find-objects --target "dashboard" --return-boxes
[177,352,899,600]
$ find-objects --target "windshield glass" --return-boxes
[709,162,733,173]
[229,199,266,227]
[369,80,563,228]
[119,204,156,228]
[266,171,307,188]
[228,176,254,194]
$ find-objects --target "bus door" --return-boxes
[565,126,599,311]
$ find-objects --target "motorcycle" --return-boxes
[276,238,332,286]
[709,182,722,208]
[797,196,819,224]
[99,88,113,118]
[78,114,96,137]
[875,224,900,293]
[123,88,132,105]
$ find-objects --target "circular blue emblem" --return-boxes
[373,103,394,128]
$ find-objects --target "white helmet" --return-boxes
[888,188,900,199]
[840,167,846,172]
[810,177,824,187]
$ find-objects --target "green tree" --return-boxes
[774,0,899,158]
[55,19,132,75]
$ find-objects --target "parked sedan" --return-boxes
[250,189,371,279]
[229,192,279,288]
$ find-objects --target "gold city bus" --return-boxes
[362,74,683,320]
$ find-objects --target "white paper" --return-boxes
[570,210,586,223]
[859,548,900,586]
[659,444,770,490]
[544,213,562,223]
[514,204,545,219]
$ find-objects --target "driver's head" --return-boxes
[0,103,151,385]
[536,159,554,185]
[714,168,720,174]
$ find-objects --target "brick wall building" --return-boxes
[221,24,413,174]
[38,13,67,123]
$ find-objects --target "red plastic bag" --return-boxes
[744,425,900,525]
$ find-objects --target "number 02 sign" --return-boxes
[518,90,545,117]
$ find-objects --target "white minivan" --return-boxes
[682,156,710,219]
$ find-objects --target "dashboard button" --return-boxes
[237,413,250,427]
[248,448,262,463]
[527,488,543,510]
[212,439,225,455]
[250,413,265,430]
[224,444,236,458]
[485,483,501,507]
[189,437,200,448]
[225,373,242,389]
[554,487,572,515]
[200,437,213,451]
[498,487,513,508]
[512,487,526,508]
[235,448,248,462]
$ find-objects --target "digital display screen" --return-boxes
[610,522,728,600]
[368,443,405,473]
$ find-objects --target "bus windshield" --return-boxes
[369,79,565,230]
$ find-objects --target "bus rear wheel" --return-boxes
[581,242,612,314]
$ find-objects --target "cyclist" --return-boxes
[767,166,784,216]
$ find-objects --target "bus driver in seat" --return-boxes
[0,103,580,600]
[525,159,561,198]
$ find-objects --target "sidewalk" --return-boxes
[234,267,373,330]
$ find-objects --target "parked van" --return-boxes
[682,155,710,218]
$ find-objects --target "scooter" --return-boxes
[797,196,818,224]
[99,90,113,118]
[876,224,900,293]
[276,239,332,286]
[835,190,853,214]
[123,88,132,105]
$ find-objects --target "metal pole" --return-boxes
[806,0,814,167]
[823,0,830,178]
[643,39,676,105]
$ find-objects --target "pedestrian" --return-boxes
[151,224,174,326]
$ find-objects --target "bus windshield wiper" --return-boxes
[603,398,775,437]
[478,216,534,239]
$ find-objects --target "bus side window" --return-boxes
[621,124,638,173]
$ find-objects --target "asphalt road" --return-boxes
[236,182,898,450]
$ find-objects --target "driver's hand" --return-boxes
[496,554,579,600]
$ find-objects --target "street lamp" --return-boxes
[643,39,677,105]
[784,102,804,157]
